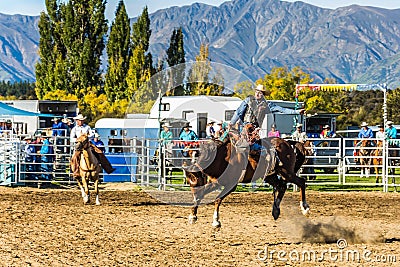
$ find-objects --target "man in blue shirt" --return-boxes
[358,122,374,139]
[179,123,198,141]
[385,120,397,145]
[179,123,198,157]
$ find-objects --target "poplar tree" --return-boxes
[166,27,185,96]
[126,6,155,112]
[35,0,108,100]
[105,0,131,102]
[187,43,212,95]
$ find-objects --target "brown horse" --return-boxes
[357,139,375,178]
[372,140,383,183]
[183,136,309,228]
[71,133,102,205]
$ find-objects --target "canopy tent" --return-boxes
[0,102,54,117]
[295,83,389,124]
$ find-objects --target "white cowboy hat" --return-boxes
[323,124,330,129]
[23,135,32,141]
[162,123,171,128]
[255,84,266,93]
[73,114,86,121]
[386,120,394,125]
[51,117,60,121]
[296,123,303,128]
[62,118,71,123]
[360,122,368,127]
[94,133,101,138]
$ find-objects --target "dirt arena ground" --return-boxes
[0,184,399,266]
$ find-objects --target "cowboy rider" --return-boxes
[70,114,115,178]
[230,84,305,151]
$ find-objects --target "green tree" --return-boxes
[126,7,155,113]
[187,43,212,95]
[105,0,131,102]
[36,0,108,106]
[166,27,185,96]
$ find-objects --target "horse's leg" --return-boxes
[265,173,286,220]
[94,174,100,205]
[81,174,90,204]
[279,168,309,215]
[211,185,238,228]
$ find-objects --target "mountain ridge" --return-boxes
[1,0,400,87]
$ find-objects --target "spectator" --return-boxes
[160,123,173,158]
[268,123,280,138]
[70,114,115,178]
[215,122,229,142]
[320,125,336,138]
[292,123,307,143]
[179,122,198,157]
[358,122,374,139]
[206,121,216,138]
[179,122,198,141]
[23,135,39,180]
[0,119,16,135]
[39,132,54,181]
[385,120,397,145]
[91,133,105,153]
[376,124,385,139]
[51,117,67,146]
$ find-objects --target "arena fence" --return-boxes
[0,135,399,192]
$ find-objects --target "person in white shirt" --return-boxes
[70,114,115,178]
[292,123,308,143]
[70,114,93,143]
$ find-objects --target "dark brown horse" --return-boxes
[183,136,309,228]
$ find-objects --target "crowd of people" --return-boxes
[19,114,115,181]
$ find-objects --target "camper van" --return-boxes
[95,95,304,144]
[1,100,78,135]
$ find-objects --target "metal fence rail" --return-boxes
[0,136,399,191]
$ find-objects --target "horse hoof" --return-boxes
[212,220,221,228]
[188,215,197,224]
[272,206,280,220]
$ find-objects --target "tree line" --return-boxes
[1,0,399,129]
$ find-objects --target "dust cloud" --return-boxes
[281,215,385,244]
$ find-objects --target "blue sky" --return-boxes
[0,0,399,20]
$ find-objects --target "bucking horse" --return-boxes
[183,133,310,228]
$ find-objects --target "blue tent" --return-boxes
[0,102,53,117]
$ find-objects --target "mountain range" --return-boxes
[1,0,400,88]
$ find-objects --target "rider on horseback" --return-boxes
[70,114,115,178]
[229,84,305,152]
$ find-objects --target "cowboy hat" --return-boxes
[5,119,12,124]
[183,122,192,128]
[73,114,86,121]
[255,84,266,93]
[23,135,32,141]
[377,124,384,128]
[271,123,277,128]
[296,123,303,128]
[94,133,101,138]
[162,123,171,128]
[323,125,330,129]
[360,122,368,127]
[51,117,60,121]
[386,120,394,125]
[62,118,71,123]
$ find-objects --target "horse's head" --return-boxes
[75,133,90,151]
[183,139,230,183]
